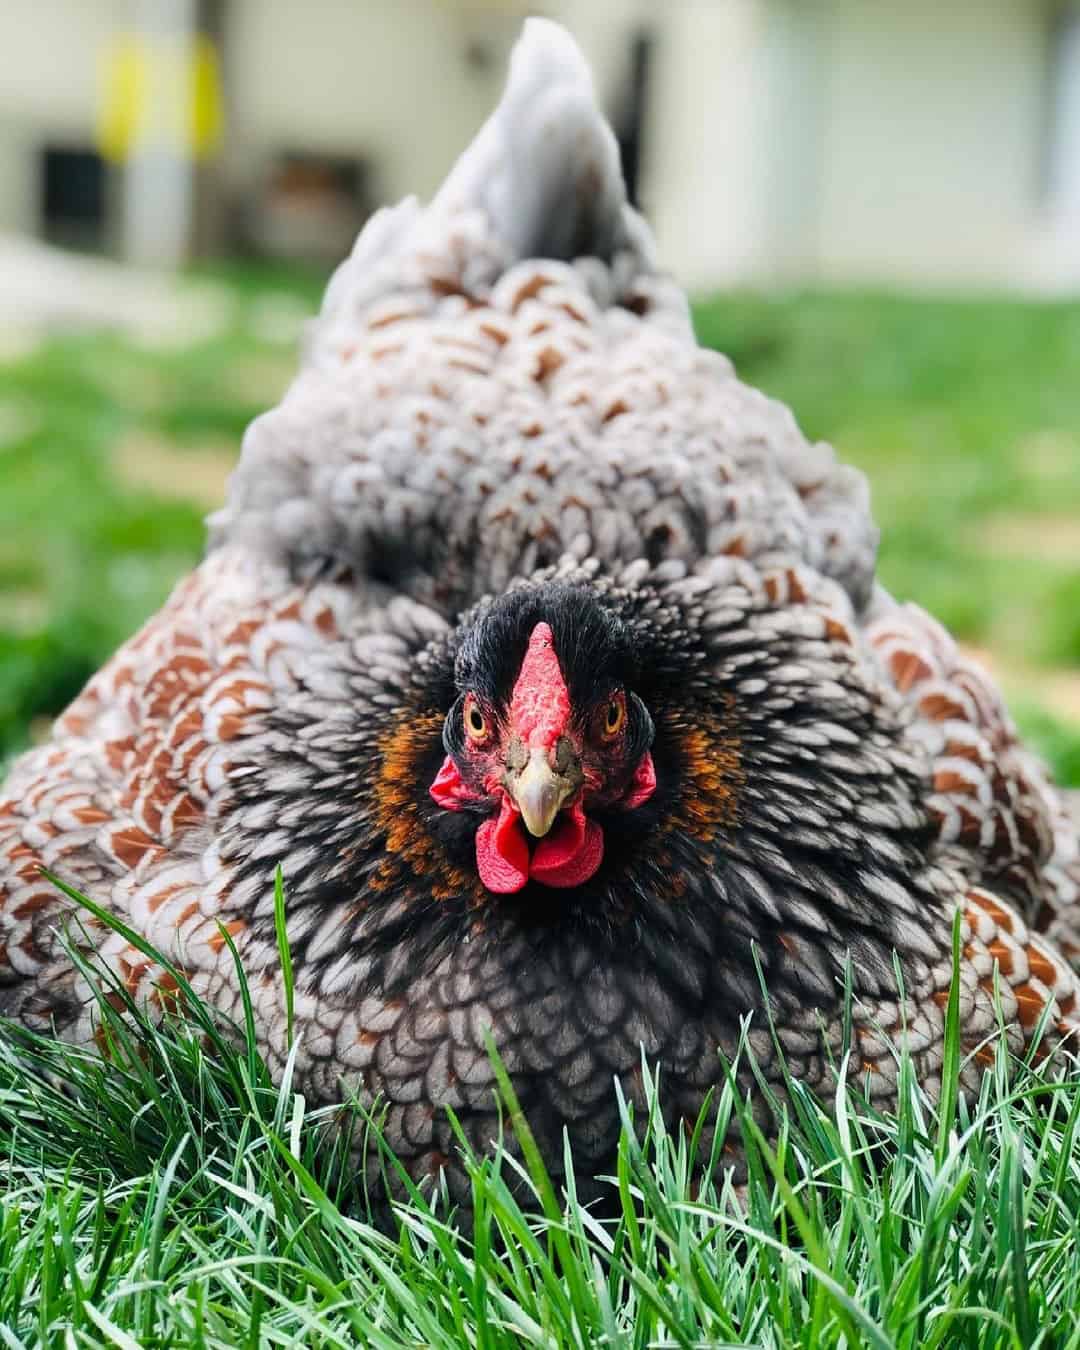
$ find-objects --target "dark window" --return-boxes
[40,145,107,250]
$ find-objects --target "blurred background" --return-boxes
[0,0,1078,783]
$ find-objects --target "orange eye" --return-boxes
[464,696,489,743]
[601,696,625,739]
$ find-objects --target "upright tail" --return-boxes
[432,17,640,266]
[304,18,657,369]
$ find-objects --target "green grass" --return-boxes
[2,280,1079,779]
[2,888,1079,1346]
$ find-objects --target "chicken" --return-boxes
[1,20,1078,1206]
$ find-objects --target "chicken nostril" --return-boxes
[551,736,576,773]
[504,737,528,773]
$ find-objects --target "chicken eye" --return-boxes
[601,696,625,739]
[464,696,489,743]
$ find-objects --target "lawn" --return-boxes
[2,276,1080,1345]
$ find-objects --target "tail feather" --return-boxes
[433,17,635,266]
[305,19,655,368]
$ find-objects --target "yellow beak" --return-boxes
[510,751,576,838]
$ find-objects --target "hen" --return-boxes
[2,21,1079,1204]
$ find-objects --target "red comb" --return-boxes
[509,622,572,750]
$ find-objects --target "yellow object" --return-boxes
[98,33,223,163]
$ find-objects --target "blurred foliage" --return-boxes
[0,278,1078,784]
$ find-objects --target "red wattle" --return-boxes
[429,754,476,810]
[623,751,657,810]
[433,749,654,893]
[529,799,605,888]
[476,794,530,893]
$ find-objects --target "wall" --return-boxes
[221,0,513,208]
[638,0,775,289]
[0,0,1074,291]
[0,0,126,234]
[809,0,1052,285]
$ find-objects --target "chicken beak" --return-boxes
[511,751,575,838]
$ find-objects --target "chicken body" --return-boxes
[1,22,1078,1204]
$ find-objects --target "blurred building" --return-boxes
[1,0,1078,290]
